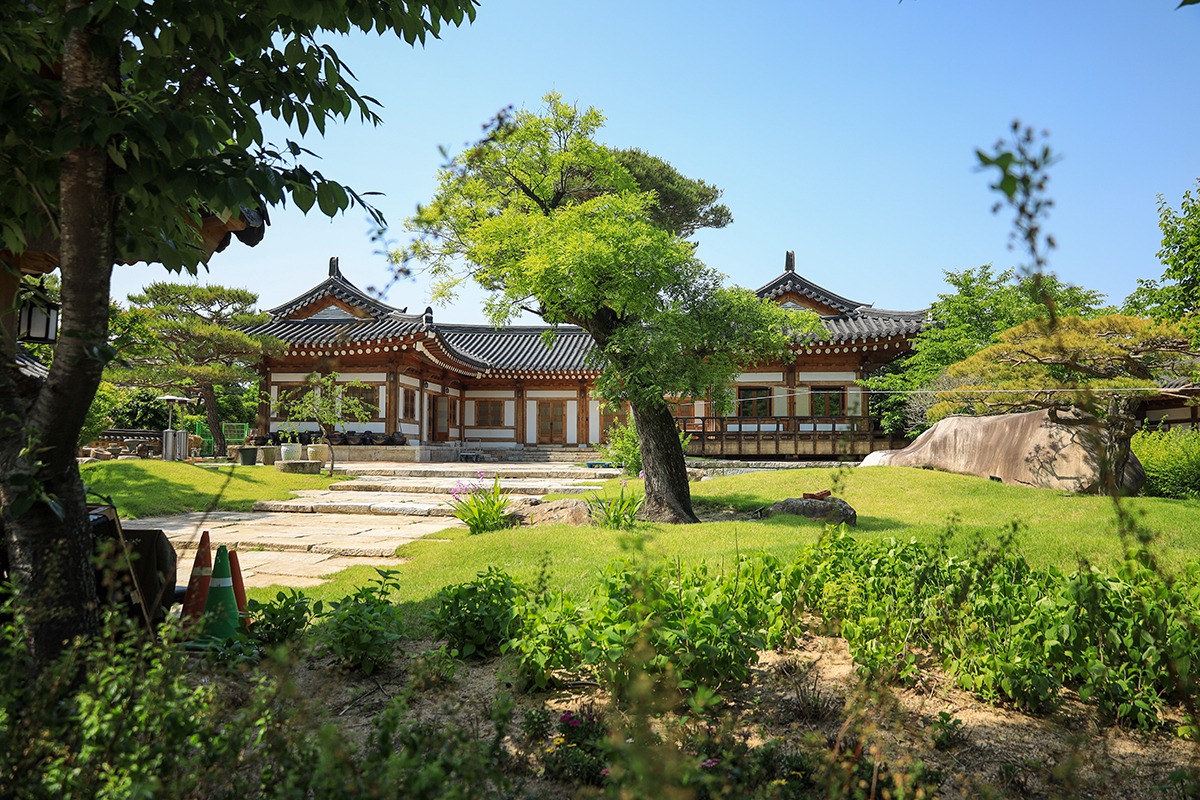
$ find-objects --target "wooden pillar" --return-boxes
[255,364,271,434]
[385,371,399,434]
[0,265,19,361]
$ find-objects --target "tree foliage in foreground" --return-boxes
[398,93,821,523]
[862,265,1111,435]
[928,315,1199,487]
[0,0,475,664]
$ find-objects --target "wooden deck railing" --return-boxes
[674,416,908,459]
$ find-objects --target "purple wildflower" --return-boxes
[700,758,720,769]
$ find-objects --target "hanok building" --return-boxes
[247,253,929,460]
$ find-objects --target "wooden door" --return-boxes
[429,395,449,442]
[536,400,566,444]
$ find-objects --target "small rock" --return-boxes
[763,496,857,526]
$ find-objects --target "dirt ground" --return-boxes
[286,628,1200,799]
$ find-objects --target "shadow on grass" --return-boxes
[82,462,244,518]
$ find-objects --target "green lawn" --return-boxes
[281,466,1200,633]
[81,460,338,519]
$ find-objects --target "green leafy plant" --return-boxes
[448,473,514,535]
[406,646,460,691]
[315,569,405,675]
[586,480,644,529]
[599,419,690,477]
[247,588,322,647]
[930,711,965,750]
[429,567,523,658]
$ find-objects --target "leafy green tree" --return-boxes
[863,265,1111,435]
[400,94,819,523]
[1124,179,1200,340]
[928,315,1198,490]
[110,283,282,456]
[0,0,475,663]
[274,372,374,476]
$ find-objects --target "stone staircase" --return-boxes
[470,445,602,464]
[252,462,618,518]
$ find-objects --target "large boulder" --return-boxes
[862,408,1145,494]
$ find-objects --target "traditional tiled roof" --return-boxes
[255,255,930,374]
[439,326,595,373]
[264,257,405,319]
[759,251,930,342]
[246,315,427,346]
[15,345,49,380]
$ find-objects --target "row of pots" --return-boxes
[246,431,408,447]
[230,443,331,465]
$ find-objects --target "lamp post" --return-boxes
[157,395,191,460]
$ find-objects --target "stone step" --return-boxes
[332,464,620,481]
[327,478,600,496]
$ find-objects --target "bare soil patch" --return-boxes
[287,632,1198,799]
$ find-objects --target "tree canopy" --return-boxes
[399,93,820,522]
[110,283,283,455]
[1124,179,1200,342]
[0,0,475,663]
[862,265,1111,435]
[928,314,1199,485]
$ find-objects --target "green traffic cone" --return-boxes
[193,544,241,644]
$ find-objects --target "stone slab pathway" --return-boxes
[127,510,462,589]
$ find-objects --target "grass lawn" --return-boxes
[281,465,1200,633]
[81,460,338,519]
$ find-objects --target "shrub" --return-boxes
[315,569,405,674]
[448,473,515,535]
[429,567,523,658]
[599,419,690,477]
[1132,427,1200,499]
[247,588,322,647]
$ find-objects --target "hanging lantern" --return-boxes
[17,280,60,344]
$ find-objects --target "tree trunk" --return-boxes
[629,398,698,524]
[1103,394,1141,495]
[199,381,226,456]
[0,11,119,664]
[320,421,336,477]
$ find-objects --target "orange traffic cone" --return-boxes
[179,531,212,628]
[193,545,241,644]
[229,550,249,629]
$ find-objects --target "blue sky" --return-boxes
[110,1,1200,322]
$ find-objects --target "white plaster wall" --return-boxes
[464,428,514,439]
[588,400,601,443]
[797,371,856,382]
[847,387,863,416]
[504,401,515,427]
[566,400,578,444]
[795,388,811,416]
[772,389,787,416]
[527,389,576,399]
[464,389,517,398]
[736,371,783,383]
[525,401,537,444]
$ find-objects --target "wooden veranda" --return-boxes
[675,416,909,460]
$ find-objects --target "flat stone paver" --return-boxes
[130,511,461,589]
